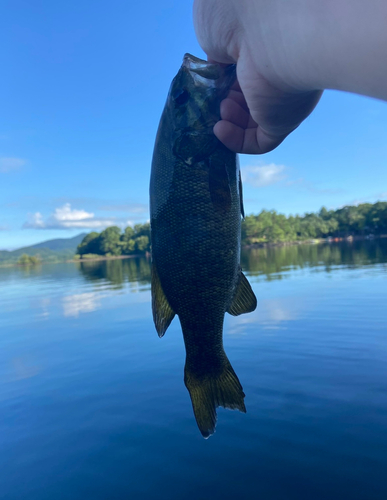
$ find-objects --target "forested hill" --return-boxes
[75,202,387,258]
[242,202,387,244]
[0,233,87,265]
[0,233,86,255]
[26,233,87,251]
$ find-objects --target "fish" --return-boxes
[150,53,257,438]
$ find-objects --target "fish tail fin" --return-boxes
[184,354,246,439]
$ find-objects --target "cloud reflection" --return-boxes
[62,292,101,318]
[227,298,302,335]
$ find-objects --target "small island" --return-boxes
[75,223,151,260]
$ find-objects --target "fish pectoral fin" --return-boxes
[151,263,175,337]
[227,270,257,316]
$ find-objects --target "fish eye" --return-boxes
[173,88,189,106]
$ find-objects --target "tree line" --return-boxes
[242,202,387,244]
[76,202,387,257]
[76,223,150,257]
[17,254,41,266]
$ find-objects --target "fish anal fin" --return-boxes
[184,356,246,439]
[151,262,175,337]
[227,270,257,316]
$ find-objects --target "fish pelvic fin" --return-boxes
[227,270,257,316]
[151,262,175,337]
[184,355,246,439]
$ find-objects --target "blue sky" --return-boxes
[1,0,387,250]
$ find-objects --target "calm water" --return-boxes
[1,241,387,500]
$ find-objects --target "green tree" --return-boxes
[134,222,151,239]
[121,227,136,254]
[99,226,122,256]
[77,232,100,256]
[134,235,150,252]
[18,254,41,266]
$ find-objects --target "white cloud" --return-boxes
[242,163,286,187]
[0,224,9,231]
[25,212,45,228]
[0,157,26,173]
[23,203,117,230]
[53,203,94,222]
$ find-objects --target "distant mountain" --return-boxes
[23,233,87,252]
[0,233,87,265]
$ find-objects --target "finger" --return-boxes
[220,98,254,129]
[230,79,242,92]
[214,120,288,154]
[207,57,231,66]
[225,89,250,112]
[214,120,245,153]
[254,127,288,154]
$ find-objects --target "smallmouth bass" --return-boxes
[150,54,257,438]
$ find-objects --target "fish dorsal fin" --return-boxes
[239,170,245,219]
[151,263,175,337]
[227,270,257,316]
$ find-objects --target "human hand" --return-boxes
[214,72,322,154]
[194,0,323,154]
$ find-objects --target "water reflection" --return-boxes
[77,256,151,287]
[2,241,387,498]
[62,292,101,318]
[2,241,384,290]
[228,297,303,335]
[70,240,387,288]
[241,239,387,279]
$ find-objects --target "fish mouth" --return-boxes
[182,53,236,92]
[183,53,222,82]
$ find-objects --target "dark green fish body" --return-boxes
[150,54,257,437]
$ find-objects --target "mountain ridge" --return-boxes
[0,233,87,264]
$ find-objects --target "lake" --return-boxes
[1,241,387,500]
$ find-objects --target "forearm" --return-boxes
[194,0,387,100]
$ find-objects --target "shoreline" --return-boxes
[242,234,386,250]
[70,253,149,263]
[0,253,149,268]
[1,236,386,268]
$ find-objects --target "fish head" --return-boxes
[167,54,236,164]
